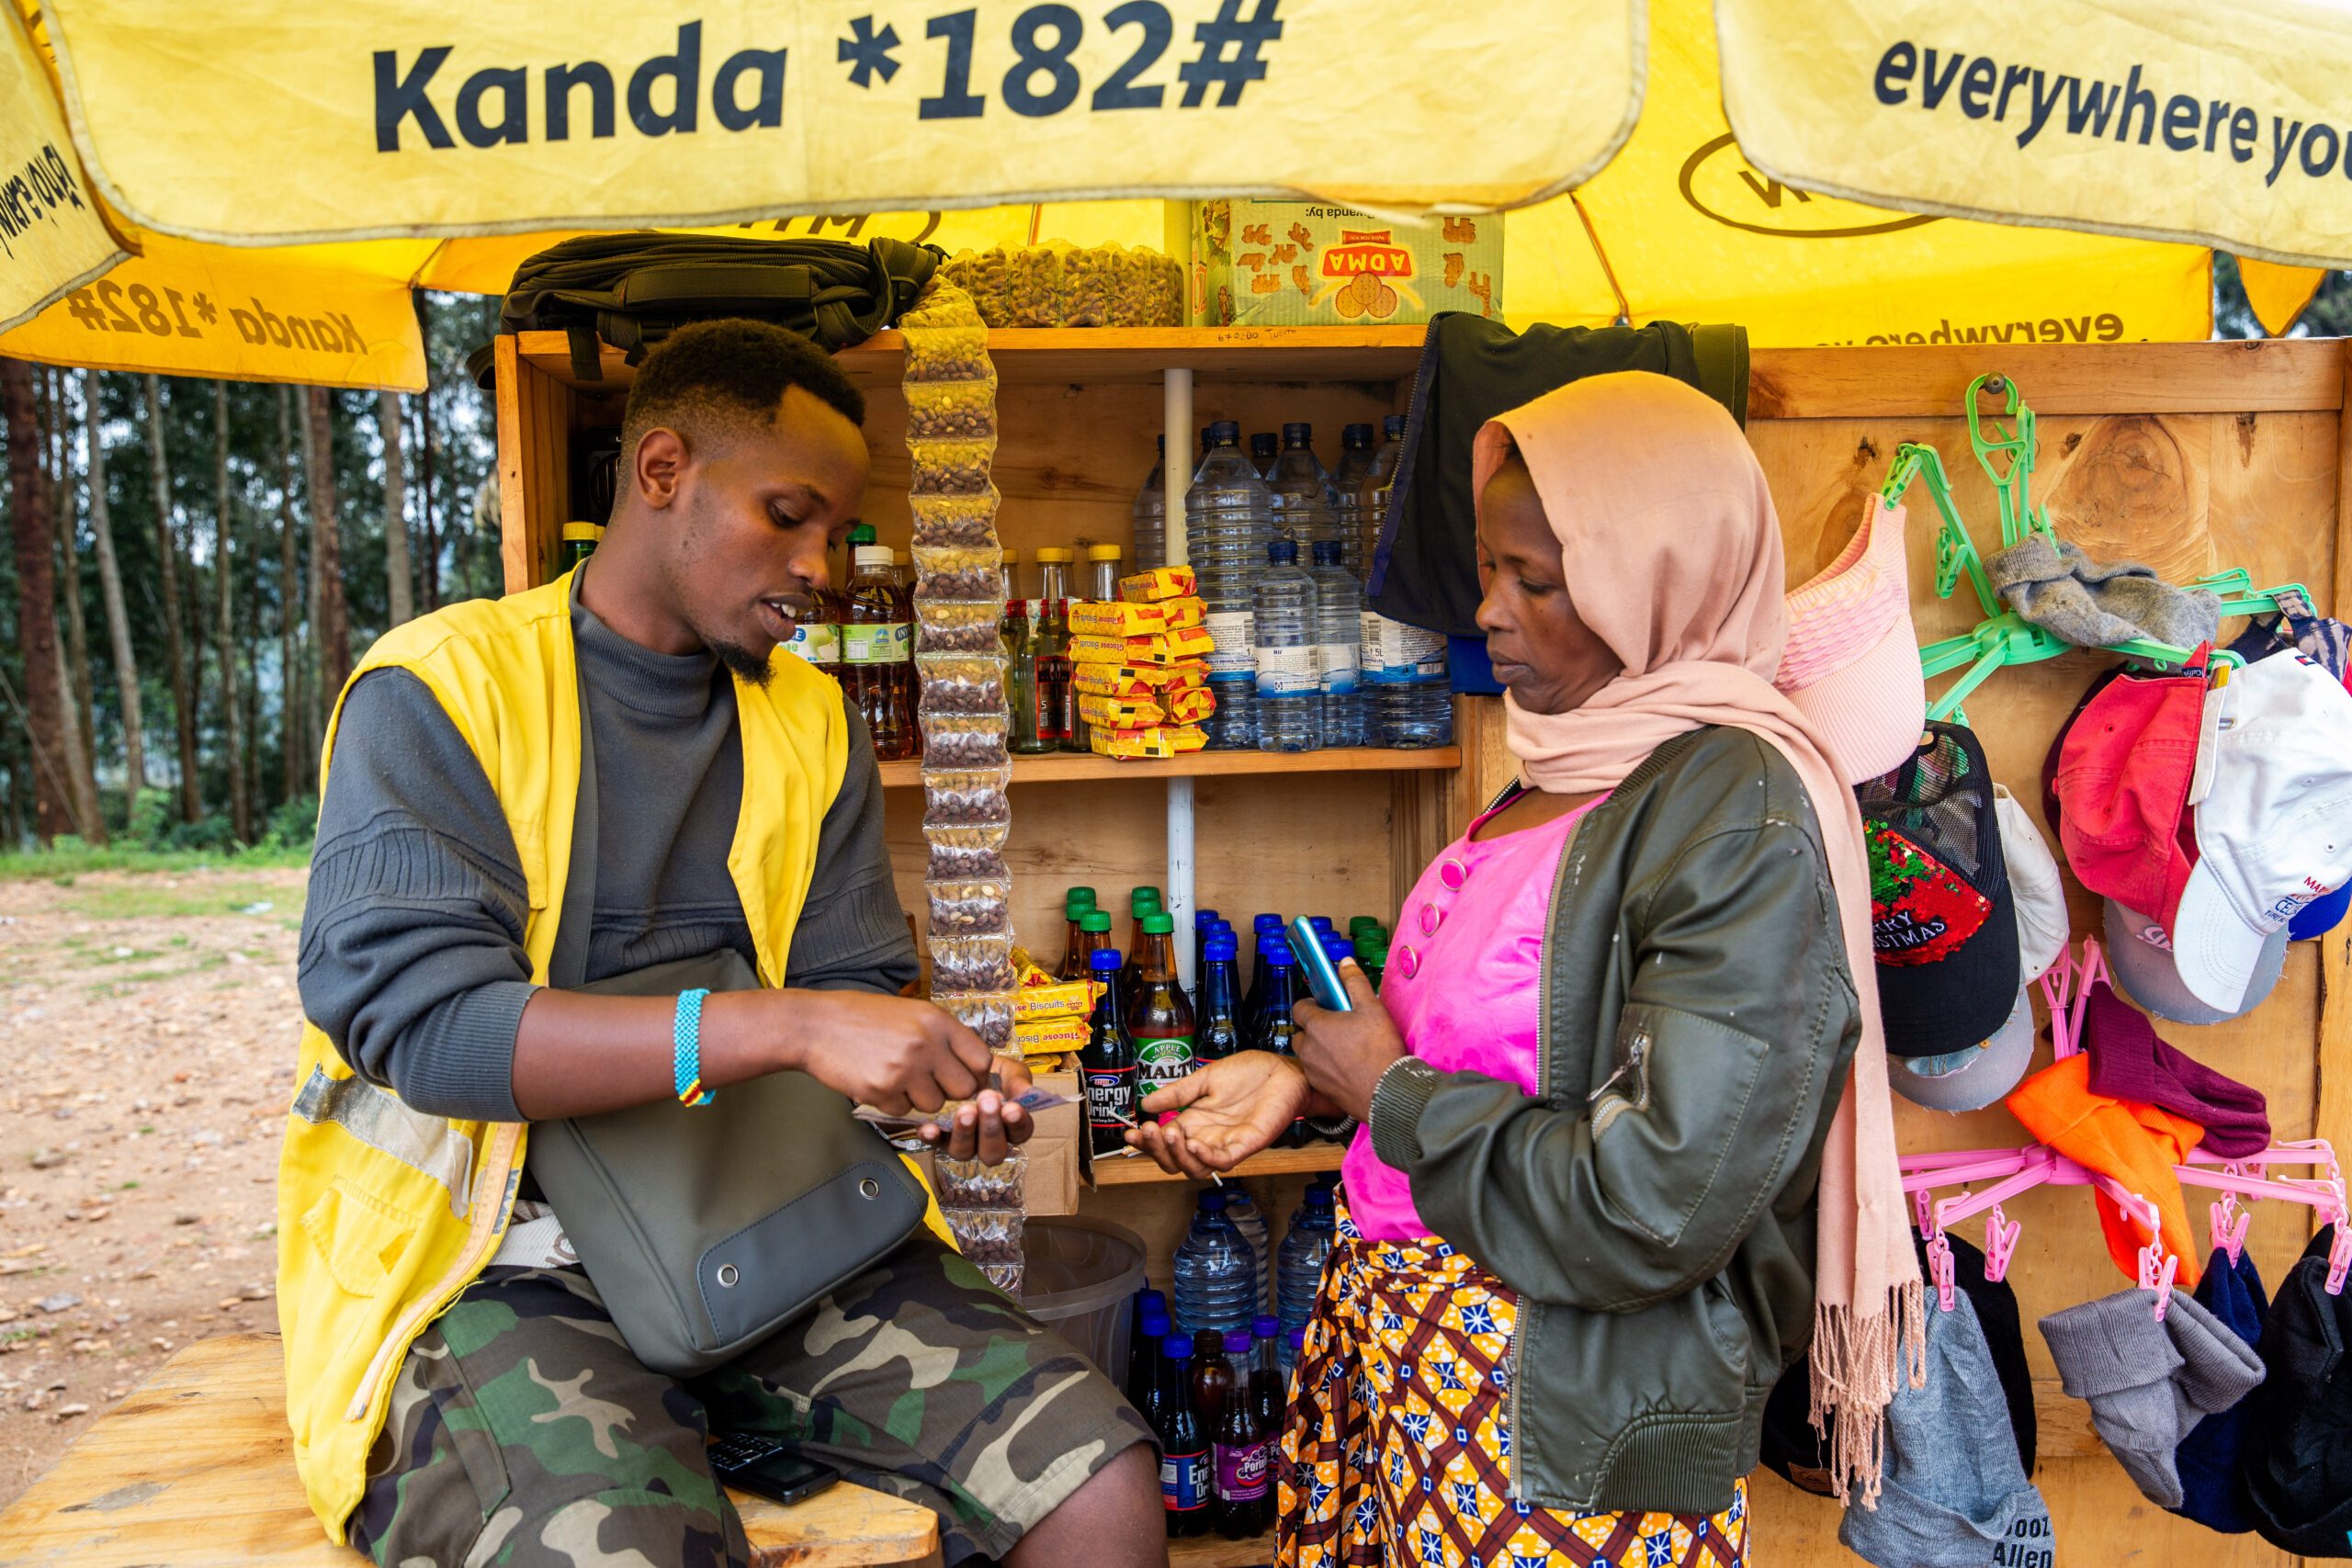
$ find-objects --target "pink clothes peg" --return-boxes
[1984,1203,2022,1283]
[2328,1223,2350,1296]
[2209,1195,2251,1266]
[1926,1228,1959,1312]
[2139,1239,2179,1322]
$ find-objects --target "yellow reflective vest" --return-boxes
[275,571,943,1540]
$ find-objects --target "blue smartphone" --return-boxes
[1290,916,1352,1012]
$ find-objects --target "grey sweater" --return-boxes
[298,592,917,1122]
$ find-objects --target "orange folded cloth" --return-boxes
[2006,1053,2204,1291]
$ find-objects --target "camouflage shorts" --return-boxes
[348,1236,1152,1568]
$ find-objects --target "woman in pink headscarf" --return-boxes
[1132,374,1915,1565]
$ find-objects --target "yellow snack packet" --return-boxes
[1089,724,1211,760]
[1069,596,1208,637]
[1014,1015,1089,1056]
[1073,660,1209,697]
[1163,684,1218,725]
[1013,978,1096,1021]
[1119,566,1196,603]
[1079,693,1167,728]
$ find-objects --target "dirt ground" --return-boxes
[0,865,308,1506]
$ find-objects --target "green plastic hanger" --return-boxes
[1881,374,2239,728]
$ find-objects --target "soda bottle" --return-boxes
[1079,948,1137,1158]
[1248,913,1284,995]
[1211,1328,1272,1539]
[1071,909,1115,980]
[1195,931,1243,1062]
[998,549,1024,656]
[1122,886,1162,995]
[842,537,915,759]
[1127,1300,1169,1414]
[1249,937,1307,1147]
[1248,1314,1285,1433]
[1056,886,1099,981]
[1191,908,1221,983]
[1191,1328,1234,1434]
[1149,1335,1210,1536]
[1128,912,1196,1096]
[1034,551,1078,751]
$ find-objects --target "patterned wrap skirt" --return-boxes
[1277,1213,1750,1568]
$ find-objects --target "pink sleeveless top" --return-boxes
[1340,791,1607,1242]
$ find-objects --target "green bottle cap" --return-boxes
[1349,916,1381,934]
[848,522,877,546]
[1141,912,1176,935]
[1080,910,1113,932]
[1131,886,1162,914]
[1065,886,1098,916]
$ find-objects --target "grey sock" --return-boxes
[1986,536,2222,650]
[2040,1289,2191,1507]
[2164,1290,2266,1426]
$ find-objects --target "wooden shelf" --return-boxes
[1091,1143,1346,1187]
[514,325,1426,393]
[1169,1529,1278,1566]
[877,745,1459,788]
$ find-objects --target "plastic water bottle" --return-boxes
[1329,423,1376,579]
[1249,431,1279,478]
[1222,1186,1272,1311]
[1186,421,1275,750]
[1252,539,1322,752]
[1174,1190,1261,1338]
[1277,1184,1338,1371]
[1267,423,1341,559]
[1358,413,1406,582]
[1357,414,1452,748]
[1308,538,1365,748]
[1132,436,1167,572]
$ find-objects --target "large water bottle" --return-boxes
[1358,413,1405,581]
[1308,539,1365,748]
[1267,424,1341,559]
[1187,422,1276,750]
[1329,423,1376,580]
[1222,1186,1272,1312]
[1276,1185,1339,1371]
[1252,539,1322,752]
[1131,435,1167,572]
[1357,414,1453,748]
[1174,1190,1261,1338]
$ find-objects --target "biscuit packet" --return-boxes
[1089,724,1211,760]
[1119,566,1197,603]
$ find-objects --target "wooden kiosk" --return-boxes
[492,327,2351,1568]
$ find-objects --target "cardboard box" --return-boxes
[908,1070,1081,1217]
[1184,199,1503,328]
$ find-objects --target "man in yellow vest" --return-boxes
[278,320,1161,1567]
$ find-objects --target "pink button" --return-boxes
[1439,859,1468,890]
[1419,904,1441,935]
[1396,946,1419,979]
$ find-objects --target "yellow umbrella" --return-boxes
[0,0,2331,389]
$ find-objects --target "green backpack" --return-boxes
[494,233,944,380]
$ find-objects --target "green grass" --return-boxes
[0,842,311,880]
[43,878,306,923]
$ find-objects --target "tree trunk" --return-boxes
[142,374,200,824]
[214,383,251,843]
[40,371,103,837]
[304,386,348,714]
[42,372,98,783]
[85,375,146,795]
[276,387,305,801]
[379,389,413,627]
[416,293,440,612]
[3,358,75,841]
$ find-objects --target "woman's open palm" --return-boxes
[1126,1052,1309,1178]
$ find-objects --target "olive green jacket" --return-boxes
[1369,726,1860,1516]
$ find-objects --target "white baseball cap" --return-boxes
[1889,985,2037,1111]
[1993,785,2070,984]
[2172,651,2352,1012]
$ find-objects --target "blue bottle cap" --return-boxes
[1288,1327,1307,1350]
[1140,1287,1166,1311]
[1223,1329,1253,1354]
[1198,1189,1227,1211]
[1322,935,1355,962]
[1263,938,1295,964]
[1141,1307,1169,1333]
[1383,413,1406,438]
[1282,422,1313,445]
[1307,916,1335,932]
[1342,423,1374,448]
[1204,933,1238,962]
[1163,1334,1193,1360]
[1194,908,1220,930]
[1268,539,1298,565]
[1090,947,1124,973]
[1207,419,1240,444]
[1253,913,1284,932]
[1253,1314,1281,1338]
[1306,1184,1334,1209]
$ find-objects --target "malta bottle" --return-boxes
[1148,1334,1210,1536]
[1079,947,1136,1158]
[842,538,915,760]
[1057,886,1099,981]
[1128,911,1196,1096]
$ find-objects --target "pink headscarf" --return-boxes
[1472,372,1920,1504]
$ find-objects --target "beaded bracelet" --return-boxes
[673,987,714,1108]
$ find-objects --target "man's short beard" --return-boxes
[707,637,775,687]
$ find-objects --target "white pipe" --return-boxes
[1162,369,1195,990]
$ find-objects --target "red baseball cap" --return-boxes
[2051,652,2209,931]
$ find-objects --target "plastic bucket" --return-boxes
[1019,1215,1147,1380]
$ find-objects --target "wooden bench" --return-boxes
[0,1336,941,1568]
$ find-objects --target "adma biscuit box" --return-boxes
[1182,199,1503,328]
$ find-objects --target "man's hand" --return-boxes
[918,1055,1035,1164]
[1126,1053,1309,1178]
[757,991,994,1113]
[1292,962,1404,1123]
